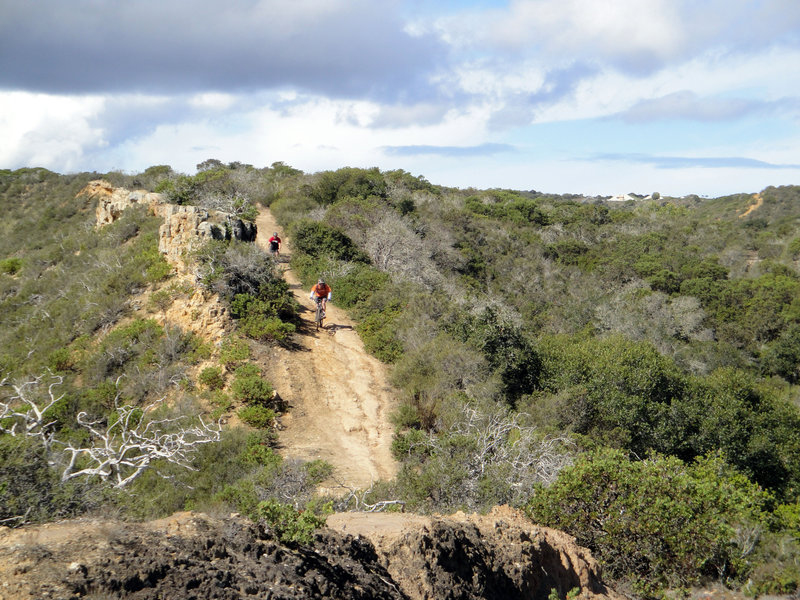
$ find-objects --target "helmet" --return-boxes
[273,232,278,236]
[318,279,325,285]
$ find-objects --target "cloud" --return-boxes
[384,142,515,157]
[369,102,452,128]
[597,153,800,170]
[0,92,107,170]
[616,91,800,123]
[432,0,800,76]
[0,0,444,101]
[487,62,599,130]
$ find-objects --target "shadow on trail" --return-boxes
[324,324,354,334]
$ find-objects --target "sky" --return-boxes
[1,0,799,197]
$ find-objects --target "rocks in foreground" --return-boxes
[0,508,619,600]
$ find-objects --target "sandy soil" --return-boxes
[739,192,764,218]
[255,210,398,492]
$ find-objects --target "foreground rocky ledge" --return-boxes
[0,508,620,600]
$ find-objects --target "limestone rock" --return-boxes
[81,180,259,344]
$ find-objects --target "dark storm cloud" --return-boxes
[0,0,444,100]
[384,142,515,156]
[597,153,800,170]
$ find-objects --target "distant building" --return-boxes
[607,193,653,202]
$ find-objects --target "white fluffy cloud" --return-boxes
[0,93,106,170]
[1,0,798,196]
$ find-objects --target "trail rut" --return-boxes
[255,210,398,491]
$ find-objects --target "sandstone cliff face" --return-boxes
[88,180,256,275]
[84,180,256,345]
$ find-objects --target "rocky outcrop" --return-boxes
[328,506,621,600]
[0,510,621,600]
[0,513,405,600]
[81,180,258,345]
[86,180,257,275]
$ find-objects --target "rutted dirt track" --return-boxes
[255,210,398,491]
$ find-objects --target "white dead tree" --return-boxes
[1,373,221,489]
[0,371,64,449]
[333,479,406,513]
[411,403,576,509]
[61,401,221,488]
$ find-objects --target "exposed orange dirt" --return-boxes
[255,209,398,492]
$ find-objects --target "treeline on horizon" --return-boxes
[1,162,800,597]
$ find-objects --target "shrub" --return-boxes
[0,257,22,275]
[198,366,225,390]
[334,264,390,309]
[48,347,74,373]
[789,236,800,259]
[238,405,276,428]
[255,499,330,545]
[148,288,175,312]
[238,311,296,343]
[219,337,250,368]
[232,373,274,405]
[0,435,92,526]
[356,301,404,362]
[239,431,281,466]
[209,391,232,419]
[289,219,369,262]
[527,449,772,597]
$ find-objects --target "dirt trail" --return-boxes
[739,192,763,218]
[255,210,398,491]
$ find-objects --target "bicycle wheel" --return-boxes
[315,301,324,330]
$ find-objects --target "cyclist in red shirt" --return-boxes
[309,279,331,313]
[268,232,281,257]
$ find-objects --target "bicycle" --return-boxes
[314,296,326,330]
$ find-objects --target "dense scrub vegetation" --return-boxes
[2,163,800,596]
[0,166,319,533]
[267,166,800,596]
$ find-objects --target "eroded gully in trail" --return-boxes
[255,209,398,492]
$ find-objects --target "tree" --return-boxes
[1,373,221,490]
[527,449,772,596]
[395,402,574,511]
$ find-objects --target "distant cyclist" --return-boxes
[268,232,282,257]
[309,279,331,313]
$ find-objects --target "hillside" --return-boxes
[1,164,800,598]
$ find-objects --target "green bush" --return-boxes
[527,449,772,596]
[788,236,800,259]
[219,337,250,368]
[0,435,93,526]
[209,391,233,419]
[239,431,281,466]
[289,219,369,262]
[255,499,330,545]
[308,167,387,206]
[238,405,276,428]
[356,304,404,363]
[232,373,274,405]
[334,264,390,309]
[198,366,225,390]
[47,347,75,373]
[238,311,296,342]
[0,257,22,275]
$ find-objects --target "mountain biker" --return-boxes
[268,232,282,257]
[310,279,331,314]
